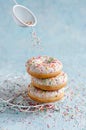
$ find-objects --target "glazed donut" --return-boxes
[31,72,67,91]
[28,84,64,103]
[26,56,63,78]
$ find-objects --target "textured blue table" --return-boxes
[0,0,86,130]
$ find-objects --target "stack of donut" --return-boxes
[26,56,68,103]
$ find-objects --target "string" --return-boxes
[12,0,18,5]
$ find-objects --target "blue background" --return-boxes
[0,0,86,130]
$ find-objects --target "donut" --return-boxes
[31,72,68,91]
[26,56,63,78]
[28,84,64,103]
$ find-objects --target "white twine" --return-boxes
[12,0,18,5]
[0,75,60,113]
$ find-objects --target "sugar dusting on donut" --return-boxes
[28,84,64,99]
[31,72,68,87]
[26,56,63,74]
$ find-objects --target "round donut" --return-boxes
[28,84,64,103]
[31,72,68,91]
[26,56,63,78]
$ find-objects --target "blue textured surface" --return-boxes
[0,0,86,130]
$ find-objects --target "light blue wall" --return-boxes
[0,1,86,130]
